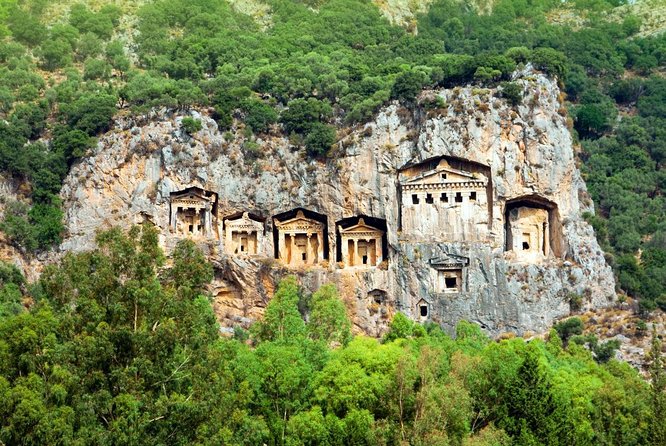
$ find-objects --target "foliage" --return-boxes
[181,116,202,135]
[307,284,352,346]
[554,317,584,344]
[499,81,523,106]
[0,251,655,444]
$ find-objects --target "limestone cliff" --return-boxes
[57,71,616,337]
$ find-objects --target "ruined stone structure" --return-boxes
[338,218,384,268]
[274,210,326,267]
[169,187,217,238]
[224,212,264,255]
[400,158,490,242]
[58,71,617,337]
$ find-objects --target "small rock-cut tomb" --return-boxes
[338,218,385,268]
[506,206,550,261]
[417,298,430,319]
[274,210,326,266]
[169,187,217,238]
[400,158,490,241]
[430,253,469,294]
[224,212,264,255]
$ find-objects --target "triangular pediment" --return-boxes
[403,167,478,185]
[226,212,263,230]
[276,211,323,230]
[429,253,470,269]
[171,187,216,203]
[340,218,384,235]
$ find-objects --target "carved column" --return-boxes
[278,230,286,261]
[225,225,232,253]
[375,236,382,265]
[306,233,313,265]
[340,231,348,267]
[290,233,296,265]
[205,203,212,236]
[316,232,323,263]
[352,238,358,267]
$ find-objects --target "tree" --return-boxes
[281,98,333,135]
[649,326,666,446]
[304,122,336,157]
[62,93,117,135]
[307,284,352,347]
[252,276,306,344]
[391,70,428,102]
[242,99,278,134]
[38,39,73,71]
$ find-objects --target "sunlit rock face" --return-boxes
[58,70,616,337]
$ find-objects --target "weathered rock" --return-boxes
[57,71,616,337]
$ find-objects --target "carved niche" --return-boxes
[506,206,550,261]
[338,218,384,268]
[169,187,217,238]
[274,210,326,267]
[430,253,470,294]
[224,212,264,255]
[400,158,490,241]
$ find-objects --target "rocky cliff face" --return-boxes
[58,71,616,337]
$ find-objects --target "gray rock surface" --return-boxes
[58,71,616,337]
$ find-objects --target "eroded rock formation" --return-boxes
[56,71,616,336]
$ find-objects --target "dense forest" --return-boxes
[0,0,664,309]
[0,225,664,445]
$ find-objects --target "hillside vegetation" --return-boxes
[0,226,664,445]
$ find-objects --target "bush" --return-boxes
[554,317,584,344]
[83,58,111,80]
[63,93,117,135]
[181,117,202,135]
[38,39,73,71]
[531,48,568,78]
[242,99,277,133]
[391,70,429,102]
[499,82,523,106]
[304,122,336,157]
[281,98,333,135]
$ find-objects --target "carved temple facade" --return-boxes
[224,212,264,255]
[169,187,217,238]
[400,158,490,242]
[506,206,550,261]
[337,218,385,268]
[430,253,469,294]
[274,210,326,267]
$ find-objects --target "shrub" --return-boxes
[181,117,202,135]
[391,70,429,102]
[63,93,117,135]
[281,98,333,135]
[242,99,277,133]
[304,123,336,157]
[554,317,584,344]
[499,82,523,106]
